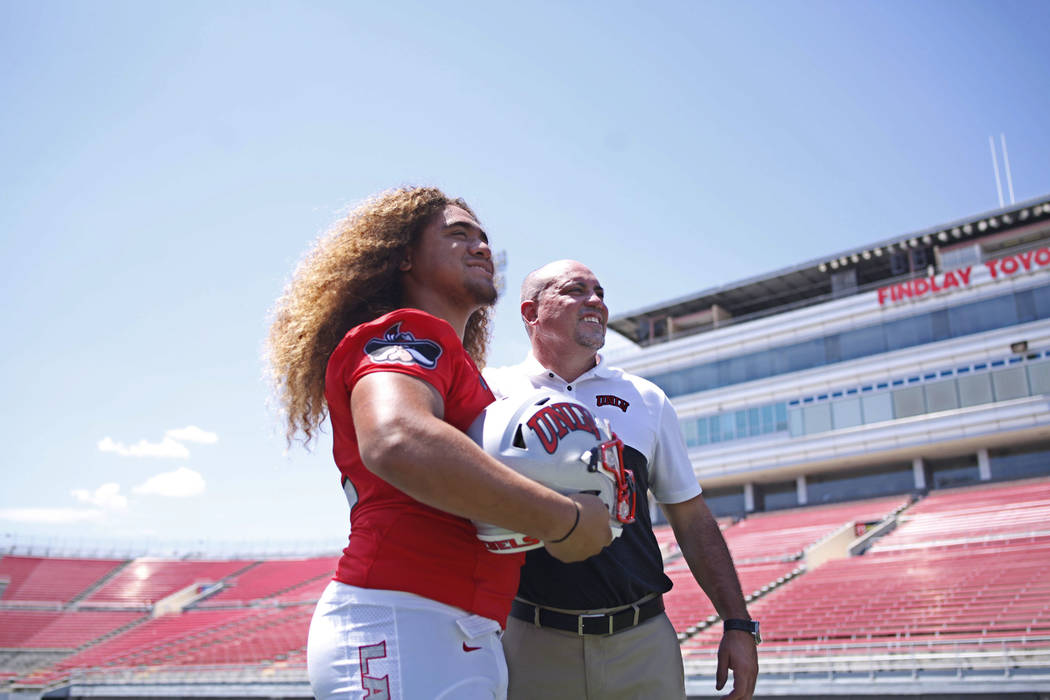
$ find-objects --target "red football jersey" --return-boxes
[325,308,523,624]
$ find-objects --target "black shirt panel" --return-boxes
[516,444,673,610]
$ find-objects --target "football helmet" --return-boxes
[467,389,637,553]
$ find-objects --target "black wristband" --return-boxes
[549,502,580,544]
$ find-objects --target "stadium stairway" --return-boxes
[666,494,912,643]
[67,559,132,606]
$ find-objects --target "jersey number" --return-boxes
[358,641,390,699]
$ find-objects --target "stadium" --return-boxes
[3,195,1050,699]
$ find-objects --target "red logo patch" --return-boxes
[596,394,629,412]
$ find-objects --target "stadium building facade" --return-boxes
[609,195,1050,519]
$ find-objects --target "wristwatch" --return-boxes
[723,618,761,644]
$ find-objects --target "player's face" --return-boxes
[535,262,607,351]
[405,205,496,309]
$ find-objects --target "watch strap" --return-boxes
[723,618,760,644]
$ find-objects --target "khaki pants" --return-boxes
[503,611,685,700]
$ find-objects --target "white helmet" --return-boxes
[467,389,637,553]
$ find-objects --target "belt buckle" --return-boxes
[578,612,612,636]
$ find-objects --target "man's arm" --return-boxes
[351,371,612,562]
[663,495,758,700]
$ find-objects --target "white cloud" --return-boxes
[133,467,206,498]
[97,426,218,459]
[71,482,128,510]
[0,508,104,524]
[165,426,218,444]
[98,436,191,459]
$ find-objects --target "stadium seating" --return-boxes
[719,495,908,563]
[83,559,251,605]
[5,478,1050,692]
[0,556,126,603]
[663,560,800,634]
[682,536,1050,656]
[197,557,334,605]
[0,610,144,649]
[681,478,1050,668]
[872,476,1050,551]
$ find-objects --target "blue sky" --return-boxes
[2,0,1048,554]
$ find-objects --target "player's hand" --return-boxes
[543,493,613,563]
[715,629,758,699]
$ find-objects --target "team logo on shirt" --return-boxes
[596,394,630,412]
[364,322,443,369]
[526,402,601,454]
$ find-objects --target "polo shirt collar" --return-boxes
[521,352,615,383]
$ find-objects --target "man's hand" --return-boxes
[716,629,758,699]
[543,493,612,562]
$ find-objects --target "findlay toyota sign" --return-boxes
[877,246,1050,306]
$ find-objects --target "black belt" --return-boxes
[510,595,664,636]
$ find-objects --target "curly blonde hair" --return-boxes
[266,186,492,447]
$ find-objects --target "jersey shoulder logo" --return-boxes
[596,394,630,412]
[364,322,443,369]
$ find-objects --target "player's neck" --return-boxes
[401,291,473,340]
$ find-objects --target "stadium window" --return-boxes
[923,379,960,413]
[885,314,934,351]
[1028,359,1050,395]
[889,251,910,275]
[644,283,1050,399]
[927,455,980,489]
[787,407,803,437]
[824,334,842,364]
[930,308,951,341]
[891,386,925,419]
[756,480,797,511]
[702,486,746,518]
[652,318,667,339]
[838,324,886,361]
[685,362,719,395]
[989,440,1050,481]
[860,392,893,424]
[957,373,994,407]
[761,404,775,434]
[831,397,862,430]
[949,295,1018,337]
[744,352,773,383]
[1034,284,1050,318]
[735,410,748,439]
[681,417,700,447]
[722,356,750,386]
[909,246,930,270]
[694,417,709,446]
[720,413,735,442]
[774,403,788,431]
[807,463,913,504]
[747,407,761,437]
[1016,289,1039,323]
[802,403,832,434]
[991,366,1030,401]
[779,337,827,375]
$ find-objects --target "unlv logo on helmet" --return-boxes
[467,390,637,552]
[525,402,601,454]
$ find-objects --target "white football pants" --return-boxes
[308,581,508,699]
